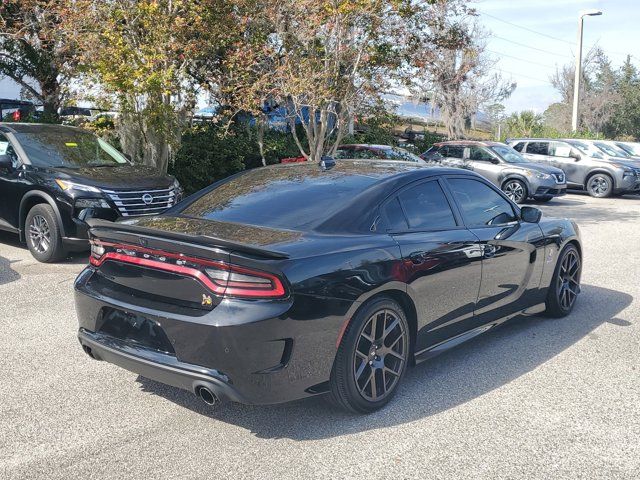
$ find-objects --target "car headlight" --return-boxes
[75,198,110,209]
[55,179,101,193]
[524,171,550,180]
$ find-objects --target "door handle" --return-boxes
[482,245,497,258]
[408,253,425,264]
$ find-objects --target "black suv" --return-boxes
[0,123,183,262]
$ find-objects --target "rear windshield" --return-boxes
[15,126,128,168]
[179,167,380,230]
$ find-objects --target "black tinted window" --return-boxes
[468,146,495,161]
[397,181,456,230]
[512,142,524,152]
[443,146,464,159]
[181,167,381,230]
[526,142,549,155]
[0,133,18,167]
[448,178,516,227]
[380,197,408,231]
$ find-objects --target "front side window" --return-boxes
[448,178,517,227]
[526,142,549,156]
[0,133,19,168]
[511,142,525,152]
[548,142,572,158]
[15,126,128,168]
[568,141,604,159]
[594,142,629,157]
[335,148,379,160]
[397,180,457,230]
[468,146,496,162]
[491,145,526,164]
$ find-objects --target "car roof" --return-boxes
[435,140,505,147]
[0,122,85,134]
[338,144,394,150]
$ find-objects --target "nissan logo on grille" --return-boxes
[142,193,154,205]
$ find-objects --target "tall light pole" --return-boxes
[571,9,602,132]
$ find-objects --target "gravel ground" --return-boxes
[0,192,639,480]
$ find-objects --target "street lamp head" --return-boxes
[580,9,603,17]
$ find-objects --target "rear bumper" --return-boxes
[74,267,348,405]
[78,329,249,403]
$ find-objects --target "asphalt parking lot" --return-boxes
[1,192,639,480]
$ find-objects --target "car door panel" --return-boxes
[0,133,24,230]
[444,176,546,323]
[394,230,483,351]
[382,179,483,354]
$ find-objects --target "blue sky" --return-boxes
[479,0,638,112]
[1,0,637,115]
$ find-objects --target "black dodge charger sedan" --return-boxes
[75,160,582,413]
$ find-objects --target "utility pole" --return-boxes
[571,9,603,131]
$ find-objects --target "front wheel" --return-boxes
[25,204,66,263]
[329,297,410,413]
[502,179,528,204]
[586,173,613,198]
[545,244,582,317]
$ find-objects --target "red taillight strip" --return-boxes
[90,242,286,298]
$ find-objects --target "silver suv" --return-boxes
[422,141,566,203]
[508,138,640,198]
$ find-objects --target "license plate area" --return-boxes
[98,308,175,354]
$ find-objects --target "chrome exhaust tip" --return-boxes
[196,386,219,406]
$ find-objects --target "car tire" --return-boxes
[328,297,410,413]
[25,204,66,263]
[586,173,613,198]
[502,179,528,204]
[544,244,581,318]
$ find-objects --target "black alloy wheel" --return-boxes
[25,204,65,263]
[329,297,410,413]
[545,244,581,317]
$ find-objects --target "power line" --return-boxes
[491,34,571,58]
[479,11,575,45]
[494,68,554,85]
[486,49,557,69]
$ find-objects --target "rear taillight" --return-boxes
[88,241,286,299]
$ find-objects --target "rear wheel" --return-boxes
[502,179,527,204]
[545,244,581,317]
[329,297,410,413]
[586,173,613,198]
[25,204,66,263]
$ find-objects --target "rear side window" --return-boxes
[443,146,464,159]
[526,142,549,156]
[397,181,457,230]
[447,178,516,227]
[380,197,408,231]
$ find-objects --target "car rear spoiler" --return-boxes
[86,218,290,260]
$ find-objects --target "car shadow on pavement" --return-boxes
[137,284,632,440]
[0,255,21,285]
[0,230,88,265]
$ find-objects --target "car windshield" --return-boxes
[490,145,527,164]
[379,147,423,163]
[15,126,128,168]
[567,141,604,159]
[594,142,630,158]
[617,142,640,156]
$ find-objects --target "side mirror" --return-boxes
[123,153,132,162]
[570,152,581,161]
[491,158,500,164]
[0,154,13,169]
[520,206,542,223]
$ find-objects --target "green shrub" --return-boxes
[170,123,303,194]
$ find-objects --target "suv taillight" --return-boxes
[88,241,286,299]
